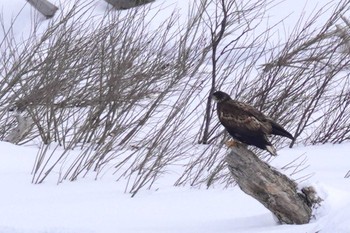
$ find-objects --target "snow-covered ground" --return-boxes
[1,0,350,233]
[0,142,349,233]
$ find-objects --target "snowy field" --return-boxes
[1,0,350,233]
[0,142,349,233]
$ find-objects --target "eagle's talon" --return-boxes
[225,139,246,149]
[225,139,236,148]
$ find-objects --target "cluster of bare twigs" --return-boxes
[175,0,350,187]
[1,0,350,194]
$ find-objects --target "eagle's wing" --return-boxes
[218,100,272,134]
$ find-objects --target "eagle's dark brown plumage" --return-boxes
[212,91,294,156]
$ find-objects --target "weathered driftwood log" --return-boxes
[26,0,58,18]
[226,145,321,224]
[104,0,154,10]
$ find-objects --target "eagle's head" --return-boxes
[212,91,231,103]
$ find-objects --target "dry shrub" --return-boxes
[1,0,350,194]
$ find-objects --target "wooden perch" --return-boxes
[226,145,321,224]
[26,0,58,18]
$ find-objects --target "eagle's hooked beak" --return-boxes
[212,94,218,102]
[212,91,220,102]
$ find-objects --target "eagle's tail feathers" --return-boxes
[266,145,277,156]
[270,121,294,140]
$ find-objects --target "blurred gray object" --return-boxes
[104,0,155,9]
[26,0,58,18]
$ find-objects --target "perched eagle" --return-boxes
[212,91,294,156]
